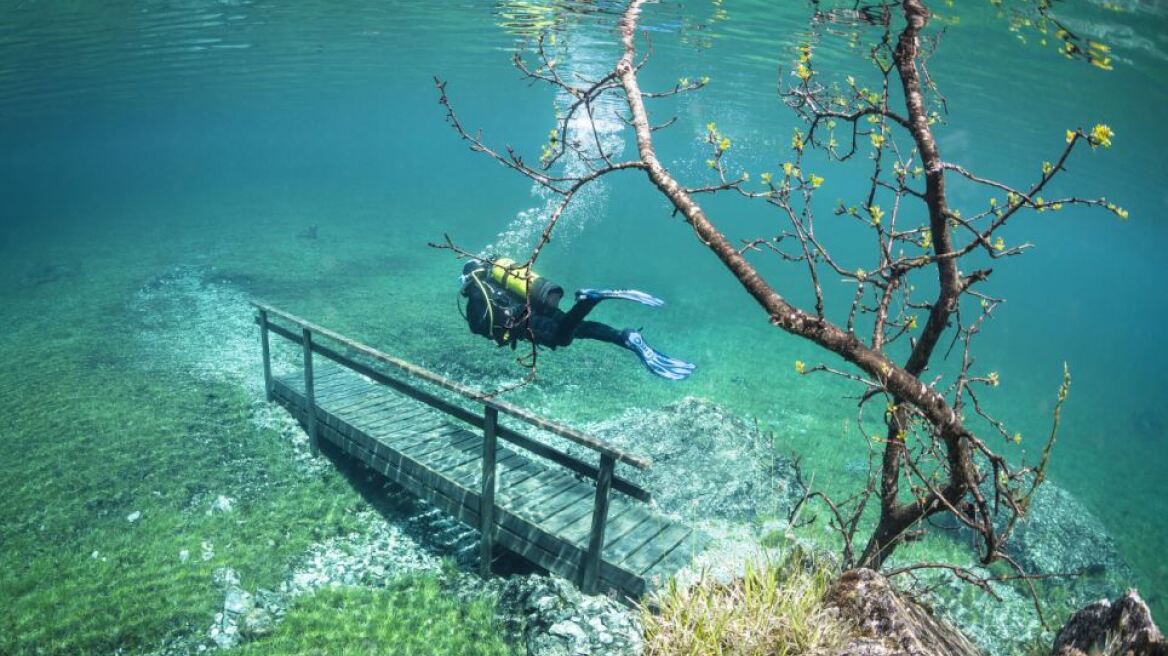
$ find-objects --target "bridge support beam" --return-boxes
[581,453,614,594]
[479,406,499,578]
[302,328,319,457]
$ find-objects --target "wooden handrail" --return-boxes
[252,301,652,470]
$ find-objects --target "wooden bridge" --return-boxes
[253,303,708,599]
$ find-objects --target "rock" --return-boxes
[1007,484,1131,585]
[179,549,190,563]
[223,586,253,615]
[827,568,982,656]
[496,574,642,656]
[240,589,284,639]
[127,511,141,523]
[211,495,235,514]
[1052,590,1166,656]
[212,567,240,588]
[589,397,800,522]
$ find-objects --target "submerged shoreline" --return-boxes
[0,259,1148,654]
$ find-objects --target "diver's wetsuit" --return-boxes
[462,273,623,349]
[458,259,695,380]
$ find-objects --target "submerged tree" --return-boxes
[435,0,1122,601]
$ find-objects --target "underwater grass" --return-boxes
[0,317,368,654]
[641,549,854,656]
[230,578,515,656]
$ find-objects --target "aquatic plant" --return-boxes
[641,549,852,656]
[435,0,1124,619]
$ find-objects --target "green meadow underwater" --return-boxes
[2,0,1167,654]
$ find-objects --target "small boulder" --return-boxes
[496,575,642,656]
[1052,590,1166,656]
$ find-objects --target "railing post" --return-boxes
[479,406,499,578]
[302,327,319,456]
[259,309,273,402]
[581,453,615,594]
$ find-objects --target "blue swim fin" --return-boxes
[576,288,665,308]
[622,330,695,380]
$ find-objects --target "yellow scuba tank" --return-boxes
[490,257,564,311]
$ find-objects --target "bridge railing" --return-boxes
[252,301,652,592]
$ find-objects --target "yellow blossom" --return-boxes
[920,230,932,250]
[907,315,918,330]
[1065,129,1076,144]
[809,174,825,188]
[870,132,885,148]
[1091,123,1114,148]
[987,371,1000,387]
[856,268,867,281]
[719,137,731,151]
[1012,432,1023,444]
[993,236,1006,251]
[795,360,806,374]
[1042,161,1053,175]
[869,204,885,225]
[760,171,773,185]
[706,159,716,169]
[795,63,812,81]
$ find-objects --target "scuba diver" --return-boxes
[459,258,695,380]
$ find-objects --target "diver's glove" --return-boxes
[621,330,695,380]
[576,288,665,308]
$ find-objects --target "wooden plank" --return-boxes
[620,524,692,576]
[542,491,609,536]
[385,423,467,455]
[505,473,582,517]
[321,387,385,414]
[361,405,436,435]
[312,380,371,406]
[604,516,670,567]
[562,499,644,548]
[374,417,454,448]
[496,456,545,488]
[517,483,594,526]
[399,425,478,460]
[411,431,482,466]
[330,393,404,422]
[528,485,596,527]
[641,532,711,586]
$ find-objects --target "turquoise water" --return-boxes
[2,0,1166,650]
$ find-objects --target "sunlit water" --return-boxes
[3,0,1166,639]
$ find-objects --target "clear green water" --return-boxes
[2,0,1166,652]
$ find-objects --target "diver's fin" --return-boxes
[622,330,695,380]
[576,288,665,308]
